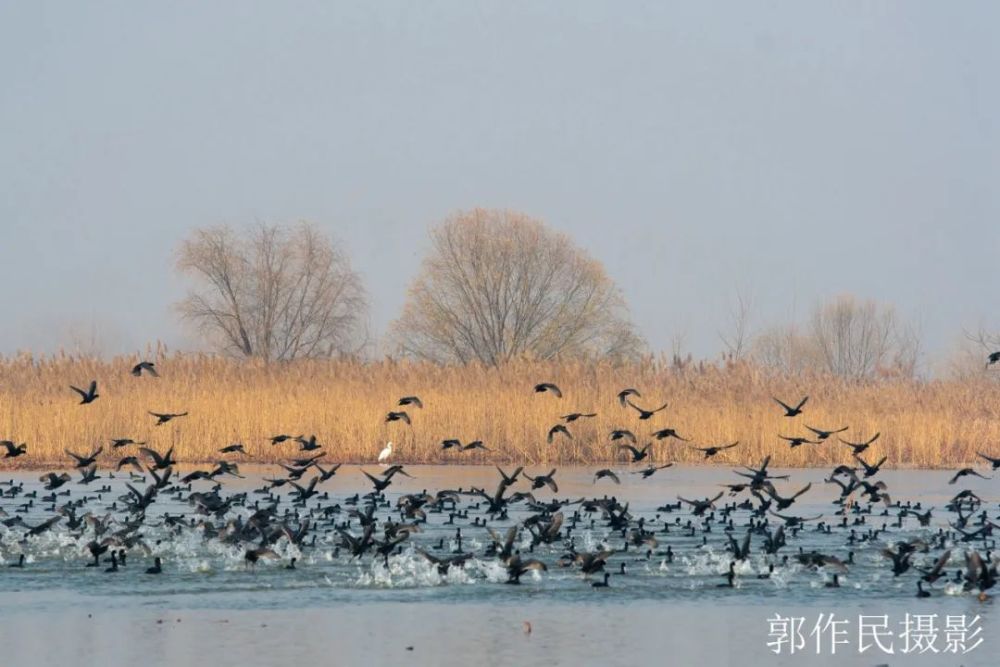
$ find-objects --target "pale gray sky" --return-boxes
[1,2,997,361]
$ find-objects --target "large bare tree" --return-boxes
[176,222,367,361]
[389,209,644,365]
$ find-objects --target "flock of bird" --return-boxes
[2,354,1000,602]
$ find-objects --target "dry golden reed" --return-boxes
[0,352,997,469]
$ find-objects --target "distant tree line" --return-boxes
[176,210,972,379]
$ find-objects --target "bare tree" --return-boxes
[718,287,754,360]
[175,222,367,361]
[752,295,920,379]
[388,209,644,365]
[751,324,820,375]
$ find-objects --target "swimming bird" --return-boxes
[591,572,610,588]
[377,442,393,463]
[145,557,162,574]
[534,383,562,398]
[773,396,808,417]
[70,380,99,404]
[131,361,158,377]
[916,581,930,598]
[148,411,188,426]
[8,554,25,568]
[717,561,736,588]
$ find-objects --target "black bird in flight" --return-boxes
[948,468,990,485]
[987,351,1000,368]
[804,425,848,441]
[534,383,562,398]
[977,452,1000,470]
[624,399,668,421]
[547,424,572,443]
[593,469,620,485]
[651,428,687,441]
[561,412,596,423]
[131,361,158,377]
[779,435,820,449]
[149,411,188,426]
[840,432,880,455]
[385,411,411,425]
[617,443,653,463]
[773,396,808,417]
[691,442,740,459]
[617,388,641,407]
[70,380,99,404]
[397,396,423,409]
[1,441,26,459]
[65,446,103,468]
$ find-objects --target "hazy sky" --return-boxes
[1,2,997,362]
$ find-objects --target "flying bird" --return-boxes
[691,442,740,459]
[534,383,562,398]
[840,432,880,455]
[651,428,687,441]
[70,380,99,404]
[593,469,620,485]
[617,388,641,407]
[385,411,411,425]
[131,361,158,377]
[773,396,808,417]
[547,424,572,443]
[397,396,423,409]
[149,411,188,426]
[561,412,596,423]
[624,399,669,421]
[804,425,848,441]
[977,452,1000,470]
[949,468,991,485]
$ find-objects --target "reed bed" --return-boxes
[0,352,997,469]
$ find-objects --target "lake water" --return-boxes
[0,464,995,666]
